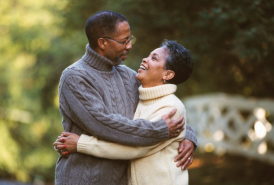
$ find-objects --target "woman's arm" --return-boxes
[54,105,186,160]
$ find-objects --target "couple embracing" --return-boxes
[54,10,197,185]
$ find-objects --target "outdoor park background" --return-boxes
[0,0,274,184]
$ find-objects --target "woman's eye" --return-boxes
[152,56,157,60]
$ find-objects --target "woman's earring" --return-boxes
[163,79,166,83]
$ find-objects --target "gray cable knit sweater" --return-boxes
[55,44,197,185]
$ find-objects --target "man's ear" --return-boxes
[97,38,106,49]
[164,70,175,81]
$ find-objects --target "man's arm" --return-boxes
[184,124,198,147]
[54,106,185,159]
[54,131,197,170]
[59,71,183,146]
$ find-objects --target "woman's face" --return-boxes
[136,47,168,88]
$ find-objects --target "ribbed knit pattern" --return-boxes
[55,44,169,185]
[131,84,189,185]
[76,84,189,185]
[138,84,177,104]
[138,85,197,146]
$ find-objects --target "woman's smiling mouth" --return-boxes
[139,64,147,71]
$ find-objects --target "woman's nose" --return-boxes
[142,58,148,63]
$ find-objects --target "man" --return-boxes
[55,10,197,185]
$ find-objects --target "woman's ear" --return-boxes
[164,70,175,81]
[97,38,106,49]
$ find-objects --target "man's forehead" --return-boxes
[114,21,131,38]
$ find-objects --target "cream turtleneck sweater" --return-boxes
[77,84,188,185]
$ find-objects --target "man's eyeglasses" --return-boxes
[103,36,134,46]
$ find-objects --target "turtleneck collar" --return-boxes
[138,84,177,101]
[82,44,115,71]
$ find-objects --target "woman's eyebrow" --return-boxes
[150,52,159,57]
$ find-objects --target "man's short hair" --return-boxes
[85,10,128,49]
[160,39,194,85]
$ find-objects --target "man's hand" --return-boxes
[162,108,185,138]
[53,132,80,156]
[174,139,195,170]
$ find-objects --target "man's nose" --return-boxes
[125,41,132,50]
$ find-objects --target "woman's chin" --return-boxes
[135,73,142,80]
[135,75,145,85]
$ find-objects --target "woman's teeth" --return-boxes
[140,66,147,70]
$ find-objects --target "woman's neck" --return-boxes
[140,82,165,88]
[138,84,177,101]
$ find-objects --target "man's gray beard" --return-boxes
[113,58,124,66]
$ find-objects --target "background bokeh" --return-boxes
[0,0,274,184]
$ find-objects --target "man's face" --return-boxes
[104,21,132,65]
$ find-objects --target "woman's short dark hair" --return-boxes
[160,40,194,85]
[85,10,128,49]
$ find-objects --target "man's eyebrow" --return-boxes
[122,36,130,40]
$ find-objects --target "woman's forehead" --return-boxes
[150,47,167,57]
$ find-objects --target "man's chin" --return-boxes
[113,58,124,66]
[121,54,128,60]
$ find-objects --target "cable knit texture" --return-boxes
[77,84,188,185]
[55,44,170,185]
[55,44,197,185]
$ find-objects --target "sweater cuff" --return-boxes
[185,124,198,147]
[77,134,92,153]
[157,119,170,140]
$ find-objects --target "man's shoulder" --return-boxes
[60,60,90,83]
[62,59,88,75]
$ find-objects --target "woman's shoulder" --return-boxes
[162,94,184,105]
[161,94,186,113]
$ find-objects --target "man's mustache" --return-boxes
[122,50,129,56]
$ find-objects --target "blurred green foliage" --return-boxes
[0,0,273,183]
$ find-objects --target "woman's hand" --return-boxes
[53,132,80,157]
[162,108,185,138]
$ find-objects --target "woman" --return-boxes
[54,39,194,185]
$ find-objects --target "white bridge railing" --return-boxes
[184,93,274,164]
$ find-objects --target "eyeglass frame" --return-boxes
[102,35,134,46]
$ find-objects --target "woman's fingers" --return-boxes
[61,132,73,137]
[54,144,69,157]
[54,144,67,150]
